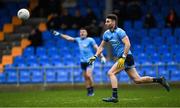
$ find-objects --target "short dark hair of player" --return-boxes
[106,14,118,21]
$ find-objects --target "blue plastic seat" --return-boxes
[23,47,34,57]
[36,47,47,57]
[119,71,129,82]
[13,56,25,66]
[174,53,180,63]
[150,53,161,64]
[149,28,160,37]
[134,20,143,29]
[123,21,132,30]
[157,45,169,54]
[0,72,6,83]
[93,67,103,83]
[72,67,83,83]
[161,28,172,37]
[144,45,156,55]
[19,71,31,83]
[161,53,174,64]
[145,70,157,77]
[7,71,17,83]
[174,28,180,37]
[170,45,180,55]
[38,55,49,66]
[166,36,176,45]
[56,68,70,83]
[45,69,56,83]
[31,69,43,83]
[136,53,150,64]
[47,47,59,57]
[26,55,38,66]
[158,70,169,80]
[171,71,180,81]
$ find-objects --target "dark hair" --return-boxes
[106,14,118,21]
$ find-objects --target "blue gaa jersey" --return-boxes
[103,27,132,57]
[75,37,96,62]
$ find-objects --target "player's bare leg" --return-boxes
[102,62,124,103]
[83,68,94,96]
[126,68,170,91]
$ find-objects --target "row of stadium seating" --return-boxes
[0,64,179,84]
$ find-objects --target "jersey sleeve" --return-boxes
[103,32,109,42]
[90,38,96,46]
[74,37,79,43]
[118,29,127,39]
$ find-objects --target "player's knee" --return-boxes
[85,73,91,79]
[108,71,115,77]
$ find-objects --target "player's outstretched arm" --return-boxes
[51,30,75,42]
[89,40,106,64]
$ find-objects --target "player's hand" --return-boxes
[50,30,61,36]
[101,56,106,64]
[88,56,97,65]
[117,57,126,68]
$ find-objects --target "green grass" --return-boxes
[0,84,180,107]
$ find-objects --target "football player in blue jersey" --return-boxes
[52,27,106,96]
[89,14,170,103]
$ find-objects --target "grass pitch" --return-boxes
[0,84,180,107]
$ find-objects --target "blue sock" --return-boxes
[112,88,118,98]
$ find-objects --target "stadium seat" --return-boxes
[13,56,25,65]
[170,45,180,55]
[153,37,164,46]
[0,72,6,83]
[149,28,160,37]
[144,45,156,55]
[123,21,132,30]
[23,47,34,57]
[161,28,172,37]
[158,70,169,80]
[57,68,70,83]
[134,20,143,29]
[7,71,17,83]
[19,70,31,83]
[36,47,46,57]
[174,28,180,37]
[26,55,38,66]
[171,71,180,81]
[47,47,59,57]
[31,68,43,83]
[150,53,161,64]
[119,71,130,82]
[145,70,157,77]
[72,67,83,83]
[38,55,49,66]
[93,67,103,83]
[136,53,150,64]
[174,53,180,63]
[161,53,174,64]
[157,45,169,55]
[45,69,56,83]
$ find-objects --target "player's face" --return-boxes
[80,29,88,38]
[105,18,115,29]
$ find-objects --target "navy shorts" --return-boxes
[80,62,94,71]
[119,54,135,71]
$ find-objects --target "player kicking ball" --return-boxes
[89,14,170,103]
[51,27,106,96]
